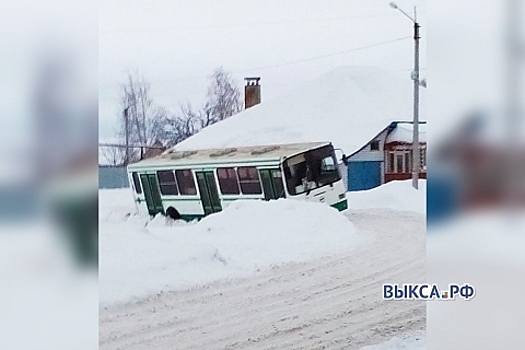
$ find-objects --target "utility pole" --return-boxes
[412,7,420,190]
[124,107,129,166]
[389,3,421,189]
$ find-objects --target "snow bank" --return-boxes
[173,66,423,155]
[346,180,426,214]
[99,190,361,304]
[98,188,137,223]
[359,331,426,350]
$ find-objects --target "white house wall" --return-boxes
[347,129,389,162]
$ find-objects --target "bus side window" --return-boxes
[175,169,197,195]
[157,170,179,195]
[237,167,262,195]
[132,172,142,194]
[217,167,240,195]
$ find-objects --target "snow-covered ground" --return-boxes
[99,181,426,349]
[359,331,426,350]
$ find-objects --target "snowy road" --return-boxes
[99,208,425,350]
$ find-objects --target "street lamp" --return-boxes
[390,2,421,190]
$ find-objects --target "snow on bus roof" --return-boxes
[128,141,330,168]
[169,66,424,155]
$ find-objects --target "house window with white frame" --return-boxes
[387,149,412,173]
[388,147,426,173]
[420,147,427,171]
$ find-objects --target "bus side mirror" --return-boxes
[334,148,347,165]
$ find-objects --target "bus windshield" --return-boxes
[283,145,341,195]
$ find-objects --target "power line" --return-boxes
[101,13,413,35]
[99,143,165,149]
[99,36,412,88]
[231,36,412,74]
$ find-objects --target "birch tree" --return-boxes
[203,67,242,126]
[119,70,166,162]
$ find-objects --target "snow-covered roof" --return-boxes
[386,122,427,144]
[172,66,425,155]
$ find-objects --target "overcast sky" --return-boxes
[99,0,426,141]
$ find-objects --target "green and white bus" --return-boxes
[127,141,348,221]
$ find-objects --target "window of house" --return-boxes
[217,167,240,194]
[388,150,413,174]
[389,149,426,173]
[396,154,404,173]
[388,153,395,173]
[132,172,142,194]
[237,167,262,194]
[175,169,197,195]
[420,148,427,170]
[157,170,178,195]
[405,151,411,173]
[370,140,380,151]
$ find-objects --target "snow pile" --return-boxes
[99,191,361,304]
[98,188,137,222]
[359,331,426,350]
[173,66,423,155]
[347,180,426,214]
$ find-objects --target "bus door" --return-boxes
[195,171,222,215]
[140,174,164,216]
[259,169,285,200]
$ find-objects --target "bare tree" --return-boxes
[204,67,242,126]
[100,121,132,166]
[111,67,241,152]
[199,101,214,129]
[161,68,241,146]
[163,102,203,146]
[101,144,126,166]
[119,70,166,162]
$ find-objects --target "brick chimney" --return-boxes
[244,77,261,109]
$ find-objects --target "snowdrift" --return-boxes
[346,180,426,214]
[99,196,360,304]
